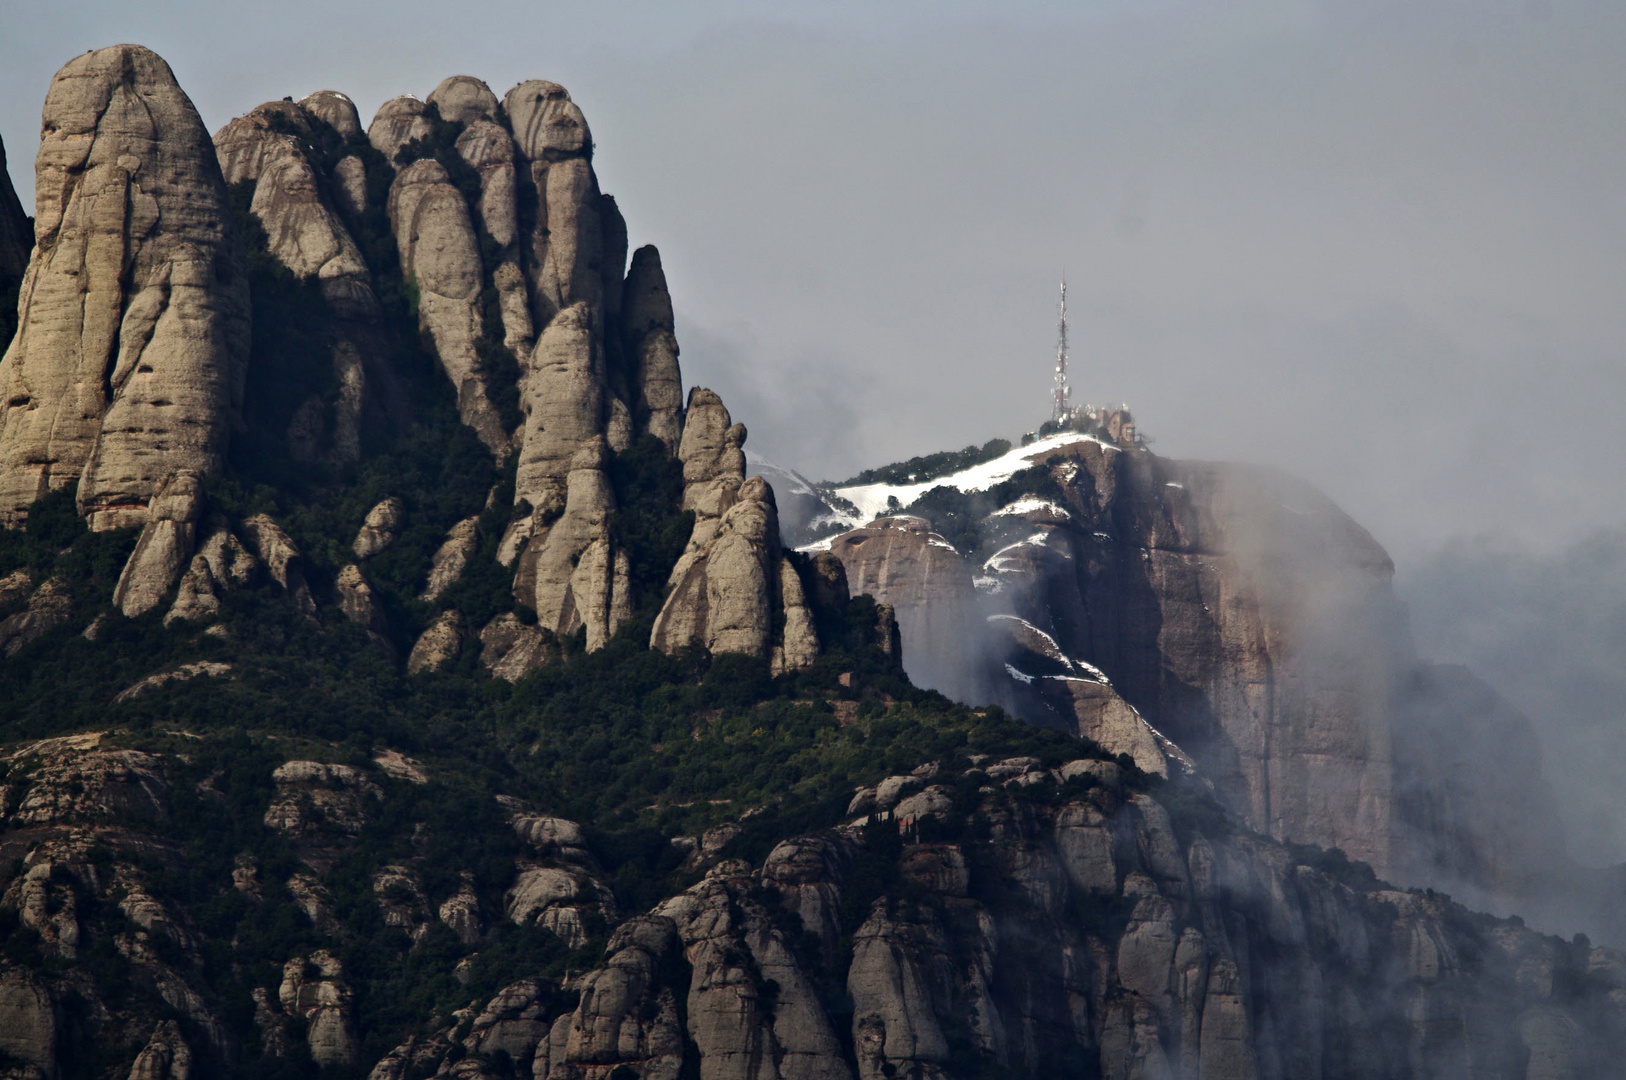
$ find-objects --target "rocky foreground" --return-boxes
[2,731,1622,1080]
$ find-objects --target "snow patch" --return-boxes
[831,431,1116,527]
[990,497,1072,520]
[1004,664,1034,685]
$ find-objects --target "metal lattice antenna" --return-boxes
[1051,276,1072,424]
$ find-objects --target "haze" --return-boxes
[4,0,1623,857]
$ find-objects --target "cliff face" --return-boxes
[818,435,1567,906]
[0,733,1618,1080]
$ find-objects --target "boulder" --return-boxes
[406,609,464,674]
[0,44,250,529]
[420,515,480,601]
[479,612,556,680]
[388,158,508,453]
[0,576,71,656]
[367,95,432,163]
[622,245,682,453]
[297,90,362,139]
[112,470,204,617]
[426,75,498,126]
[352,496,405,559]
[240,514,316,615]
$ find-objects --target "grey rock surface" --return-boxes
[0,44,250,530]
[420,515,480,602]
[297,90,362,139]
[366,95,432,163]
[406,609,464,674]
[622,245,683,453]
[111,470,205,617]
[351,496,405,559]
[426,75,498,126]
[214,100,377,319]
[388,159,509,453]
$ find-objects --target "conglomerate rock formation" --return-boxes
[0,47,824,677]
[1,733,1621,1080]
[817,432,1573,924]
[1,40,1621,1080]
[0,45,250,532]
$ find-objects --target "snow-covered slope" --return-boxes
[825,431,1119,530]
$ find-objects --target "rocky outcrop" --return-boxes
[827,516,980,703]
[297,90,362,139]
[240,514,316,615]
[675,388,747,551]
[503,81,600,331]
[351,496,404,559]
[536,917,686,1080]
[388,158,509,453]
[165,514,256,624]
[478,612,557,680]
[0,576,71,656]
[652,475,779,660]
[112,661,232,704]
[279,951,358,1067]
[514,436,631,650]
[988,613,1181,777]
[111,470,205,617]
[823,437,1569,909]
[419,515,479,601]
[214,100,378,320]
[773,555,820,675]
[0,133,29,281]
[406,609,464,673]
[455,118,533,355]
[126,1020,193,1080]
[514,302,603,519]
[622,245,682,453]
[336,564,391,646]
[0,44,250,529]
[367,96,432,163]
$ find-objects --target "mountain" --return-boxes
[0,42,1621,1079]
[783,428,1610,936]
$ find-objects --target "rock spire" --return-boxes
[0,44,250,529]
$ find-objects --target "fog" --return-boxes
[4,1,1624,864]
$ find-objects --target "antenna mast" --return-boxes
[1051,276,1072,424]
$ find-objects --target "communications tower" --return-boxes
[1051,277,1072,424]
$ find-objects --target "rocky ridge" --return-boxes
[808,430,1574,926]
[0,732,1619,1079]
[0,46,831,681]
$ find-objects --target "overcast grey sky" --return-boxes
[6,0,1625,851]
